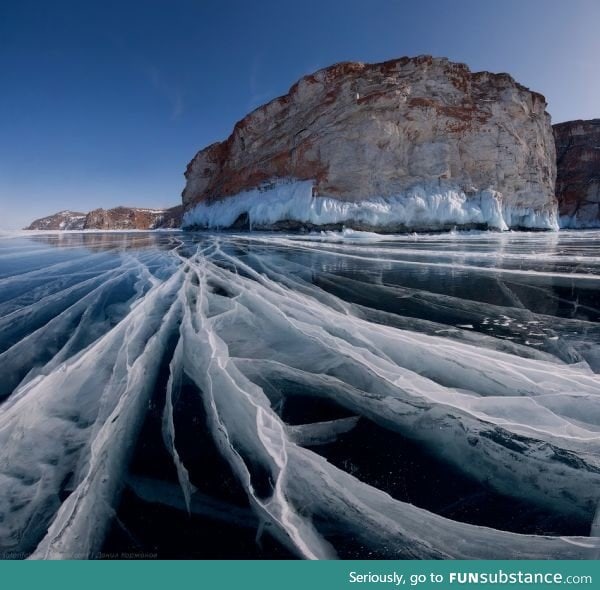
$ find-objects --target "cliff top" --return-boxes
[188,55,550,182]
[208,55,547,149]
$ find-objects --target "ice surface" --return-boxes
[0,230,599,559]
[182,180,559,231]
[288,417,360,446]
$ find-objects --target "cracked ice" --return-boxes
[0,229,600,559]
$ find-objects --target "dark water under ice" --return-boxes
[1,229,599,559]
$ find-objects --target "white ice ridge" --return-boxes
[182,180,559,231]
[1,232,600,559]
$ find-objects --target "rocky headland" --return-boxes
[182,55,558,232]
[26,206,182,231]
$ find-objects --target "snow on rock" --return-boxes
[25,211,87,230]
[83,205,182,230]
[182,56,557,232]
[25,206,183,231]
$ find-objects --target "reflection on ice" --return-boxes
[0,229,599,559]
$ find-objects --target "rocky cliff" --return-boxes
[554,119,600,228]
[26,206,182,230]
[25,211,87,230]
[182,55,558,232]
[83,206,182,229]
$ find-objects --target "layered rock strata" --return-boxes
[182,55,558,232]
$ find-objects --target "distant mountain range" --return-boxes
[25,205,182,230]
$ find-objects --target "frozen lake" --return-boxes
[1,229,600,559]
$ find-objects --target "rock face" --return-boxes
[554,119,600,228]
[83,206,182,230]
[25,211,87,230]
[182,55,558,232]
[25,206,182,231]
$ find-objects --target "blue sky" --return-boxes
[0,0,598,229]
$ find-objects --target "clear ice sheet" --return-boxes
[0,229,599,559]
